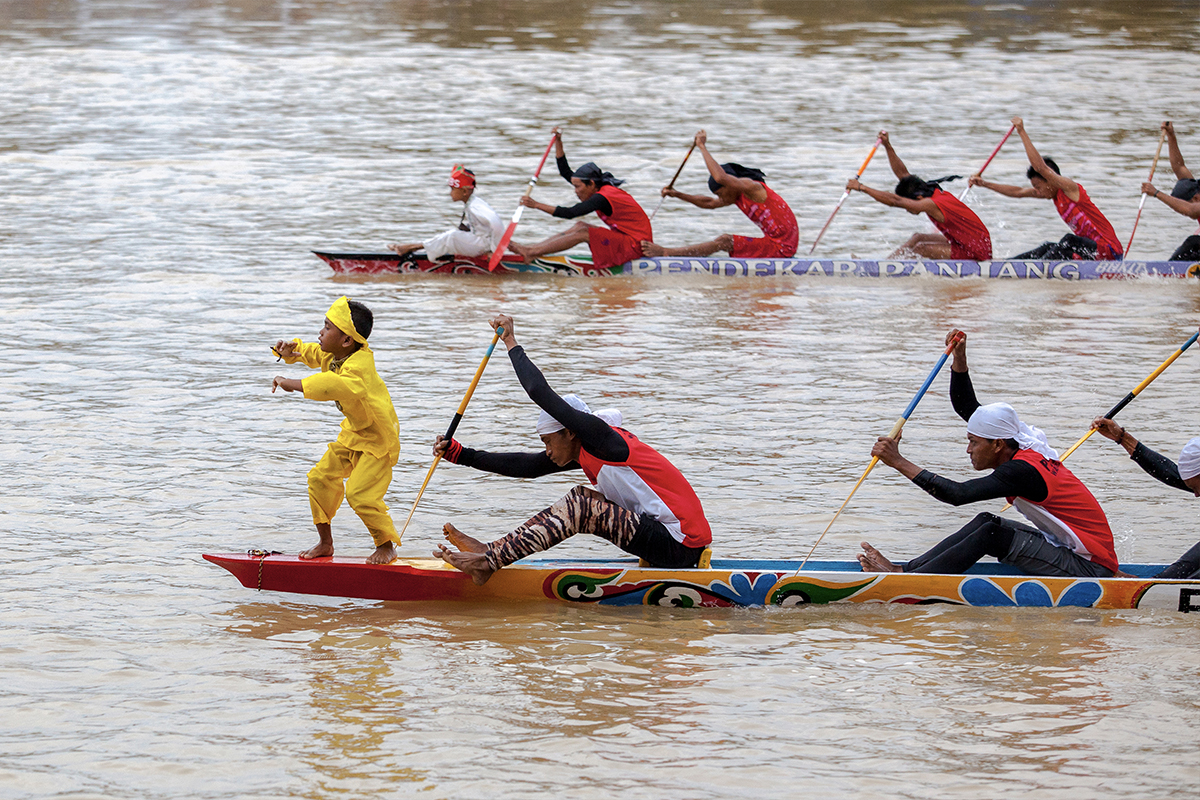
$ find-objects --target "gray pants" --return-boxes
[904,512,1113,577]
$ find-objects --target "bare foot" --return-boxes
[367,541,397,565]
[299,541,334,559]
[640,240,666,257]
[433,543,497,586]
[443,522,488,554]
[858,541,902,573]
[388,243,420,256]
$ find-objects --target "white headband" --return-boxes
[1179,437,1200,481]
[535,394,623,436]
[966,402,1059,461]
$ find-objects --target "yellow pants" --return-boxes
[308,442,400,548]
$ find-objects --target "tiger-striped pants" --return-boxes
[485,485,640,571]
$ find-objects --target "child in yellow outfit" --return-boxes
[272,296,401,564]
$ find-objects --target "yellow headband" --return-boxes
[327,296,367,345]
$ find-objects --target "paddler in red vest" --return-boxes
[968,116,1123,260]
[640,129,799,258]
[431,313,712,586]
[847,131,992,260]
[1139,121,1200,262]
[507,127,653,270]
[857,328,1119,578]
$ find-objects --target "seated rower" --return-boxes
[969,116,1123,261]
[432,314,712,585]
[508,127,653,270]
[1091,418,1200,579]
[1139,121,1200,262]
[640,129,798,259]
[858,328,1119,578]
[389,165,504,261]
[847,130,992,260]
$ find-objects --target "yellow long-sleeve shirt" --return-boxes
[283,340,400,461]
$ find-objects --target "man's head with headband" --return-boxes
[964,402,1058,470]
[535,394,624,467]
[447,165,476,201]
[569,162,624,202]
[319,296,373,356]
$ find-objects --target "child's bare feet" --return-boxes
[443,523,488,553]
[433,543,496,586]
[367,541,398,564]
[299,541,334,559]
[640,240,666,257]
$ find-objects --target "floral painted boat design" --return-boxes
[203,553,1200,612]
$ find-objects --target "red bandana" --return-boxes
[448,164,476,188]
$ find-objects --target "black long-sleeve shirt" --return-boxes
[453,345,628,477]
[910,368,1048,506]
[550,155,613,219]
[1129,442,1190,491]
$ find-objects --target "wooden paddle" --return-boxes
[1124,127,1169,257]
[809,135,883,254]
[958,124,1015,201]
[647,141,698,221]
[999,326,1200,512]
[798,332,965,570]
[398,327,505,539]
[487,132,560,272]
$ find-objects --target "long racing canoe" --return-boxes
[314,251,1200,280]
[203,552,1200,611]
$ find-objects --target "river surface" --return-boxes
[3,2,1200,798]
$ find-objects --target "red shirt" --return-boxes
[1007,450,1119,574]
[1053,184,1123,259]
[930,188,992,260]
[597,185,653,244]
[577,428,712,549]
[735,182,799,251]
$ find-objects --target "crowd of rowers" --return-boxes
[390,119,1200,270]
[430,316,1200,587]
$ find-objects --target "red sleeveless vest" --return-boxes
[597,185,653,243]
[1006,450,1119,573]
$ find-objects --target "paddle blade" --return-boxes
[487,221,519,271]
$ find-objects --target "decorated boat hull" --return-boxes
[203,553,1200,611]
[314,251,622,276]
[315,251,1200,280]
